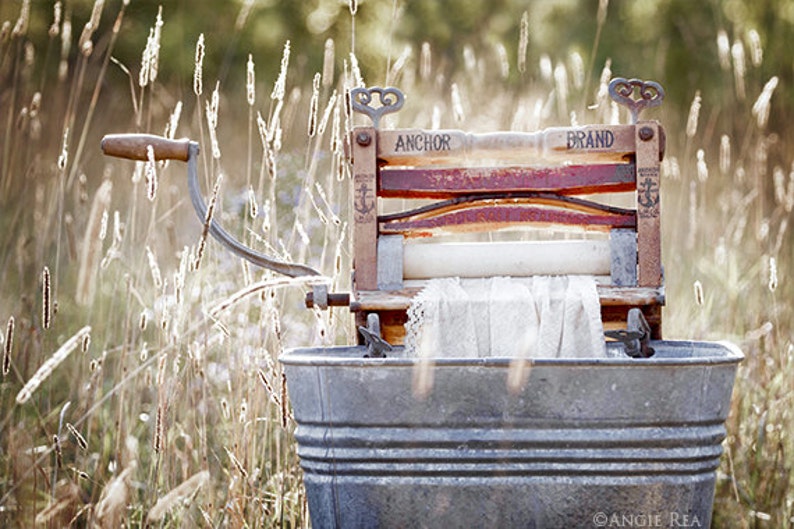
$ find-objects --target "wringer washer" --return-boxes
[102,79,743,528]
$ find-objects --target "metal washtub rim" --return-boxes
[279,340,743,367]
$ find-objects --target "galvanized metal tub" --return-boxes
[280,341,742,529]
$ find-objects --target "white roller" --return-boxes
[403,240,611,279]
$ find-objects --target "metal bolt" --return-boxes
[639,126,654,141]
[356,132,372,146]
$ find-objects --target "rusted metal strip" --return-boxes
[379,163,636,198]
[379,193,636,224]
[381,205,636,237]
[376,125,636,165]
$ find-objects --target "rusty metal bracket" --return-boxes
[351,87,404,128]
[358,313,393,358]
[608,78,665,124]
[605,308,655,358]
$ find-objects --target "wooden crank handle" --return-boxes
[101,133,192,162]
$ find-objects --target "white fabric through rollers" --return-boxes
[405,276,607,359]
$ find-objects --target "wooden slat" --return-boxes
[377,125,636,166]
[350,285,663,312]
[352,127,378,290]
[379,163,636,198]
[635,122,662,287]
[380,204,636,237]
[350,288,422,312]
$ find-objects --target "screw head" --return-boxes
[639,126,654,141]
[356,132,372,146]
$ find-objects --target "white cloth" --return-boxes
[405,276,607,359]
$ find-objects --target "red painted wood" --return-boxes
[378,163,635,198]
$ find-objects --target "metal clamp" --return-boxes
[605,308,655,358]
[608,78,665,124]
[358,313,393,358]
[350,87,404,128]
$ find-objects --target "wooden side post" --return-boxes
[635,122,662,287]
[352,127,378,291]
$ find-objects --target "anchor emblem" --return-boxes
[355,181,375,221]
[637,177,660,217]
[638,177,659,208]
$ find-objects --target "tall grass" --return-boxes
[0,1,792,527]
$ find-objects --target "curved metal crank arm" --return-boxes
[101,133,322,278]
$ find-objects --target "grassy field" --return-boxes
[1,1,792,527]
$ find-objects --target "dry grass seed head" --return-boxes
[225,446,248,477]
[153,402,165,453]
[49,1,62,37]
[308,72,320,137]
[146,470,209,522]
[318,90,337,137]
[42,266,51,329]
[75,180,111,305]
[568,51,584,90]
[686,90,701,138]
[717,29,731,70]
[720,135,731,174]
[247,53,255,106]
[53,434,63,468]
[693,280,704,306]
[349,52,364,87]
[272,40,291,101]
[248,185,258,219]
[451,83,464,123]
[66,423,88,450]
[322,38,335,86]
[731,39,746,100]
[165,100,183,139]
[746,28,763,66]
[751,76,779,129]
[768,256,778,293]
[3,316,13,375]
[194,172,223,270]
[95,465,134,527]
[13,0,30,37]
[145,144,157,200]
[16,326,91,404]
[281,371,290,427]
[193,33,205,96]
[696,149,708,182]
[518,11,529,74]
[145,245,162,289]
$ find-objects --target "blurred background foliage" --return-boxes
[5,0,793,112]
[4,0,793,219]
[3,0,793,189]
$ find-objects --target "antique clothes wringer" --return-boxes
[308,78,665,358]
[100,79,744,529]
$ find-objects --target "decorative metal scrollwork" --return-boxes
[608,78,665,124]
[350,87,404,128]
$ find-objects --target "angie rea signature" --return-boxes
[592,510,703,527]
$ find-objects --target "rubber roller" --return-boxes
[402,240,612,279]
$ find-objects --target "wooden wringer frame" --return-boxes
[308,79,666,358]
